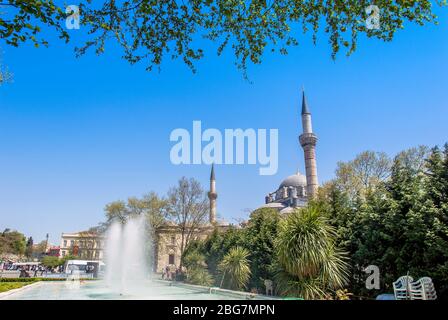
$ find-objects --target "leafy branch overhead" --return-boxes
[1,0,446,74]
[0,0,69,47]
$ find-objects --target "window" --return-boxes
[62,251,66,257]
[168,254,175,265]
[171,236,175,245]
[63,240,67,247]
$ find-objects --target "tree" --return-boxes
[0,229,26,256]
[0,62,12,85]
[274,205,349,299]
[41,255,61,269]
[103,192,168,231]
[183,247,214,286]
[0,1,445,75]
[426,145,448,212]
[167,177,209,268]
[334,151,392,201]
[104,200,128,224]
[128,192,169,235]
[204,226,245,276]
[243,207,280,291]
[0,0,68,48]
[219,246,251,291]
[318,145,448,298]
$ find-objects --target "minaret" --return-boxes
[299,90,319,198]
[208,164,217,224]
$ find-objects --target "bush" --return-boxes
[274,205,349,299]
[0,278,40,283]
[186,267,214,286]
[183,248,214,286]
[0,277,96,282]
[219,247,251,290]
[41,255,62,268]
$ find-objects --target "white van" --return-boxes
[64,260,105,277]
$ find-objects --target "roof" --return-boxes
[279,172,307,189]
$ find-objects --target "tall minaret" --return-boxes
[208,164,217,224]
[299,90,319,198]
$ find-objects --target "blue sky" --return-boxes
[1,7,447,245]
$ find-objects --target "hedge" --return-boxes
[0,277,97,282]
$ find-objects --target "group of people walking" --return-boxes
[161,265,182,281]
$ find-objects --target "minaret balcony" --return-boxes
[208,191,217,200]
[299,133,318,147]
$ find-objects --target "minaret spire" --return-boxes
[208,164,217,224]
[299,89,319,198]
[302,90,310,115]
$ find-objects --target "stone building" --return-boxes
[261,90,319,214]
[60,231,105,261]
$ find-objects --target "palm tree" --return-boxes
[219,246,251,291]
[274,205,349,299]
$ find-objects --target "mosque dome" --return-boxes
[216,219,230,227]
[279,172,307,189]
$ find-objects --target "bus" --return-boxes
[11,262,41,271]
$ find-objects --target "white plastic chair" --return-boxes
[393,276,413,300]
[410,277,437,300]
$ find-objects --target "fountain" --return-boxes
[0,215,271,300]
[104,215,151,295]
[65,265,81,290]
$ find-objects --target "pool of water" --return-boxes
[1,280,242,300]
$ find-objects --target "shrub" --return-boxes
[274,205,349,299]
[219,246,251,291]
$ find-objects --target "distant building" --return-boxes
[47,246,61,257]
[60,232,104,261]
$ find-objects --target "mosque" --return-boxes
[154,90,319,270]
[260,90,319,214]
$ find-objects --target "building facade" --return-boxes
[60,232,105,261]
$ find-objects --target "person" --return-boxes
[264,279,273,296]
[19,268,30,278]
[165,266,170,280]
[161,268,165,280]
